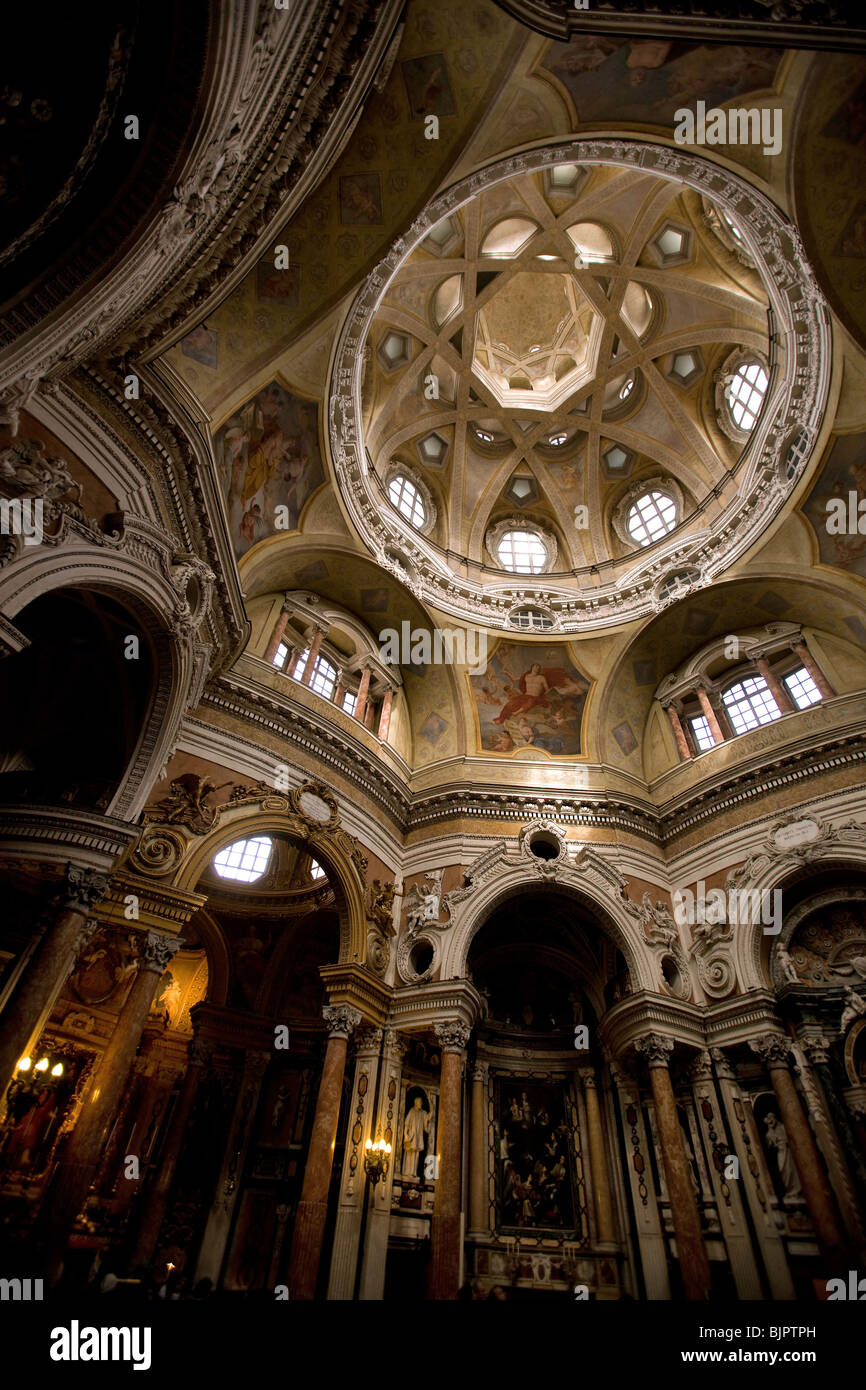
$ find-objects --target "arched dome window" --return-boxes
[627,490,678,547]
[213,836,273,883]
[388,472,425,529]
[497,529,548,574]
[726,360,769,431]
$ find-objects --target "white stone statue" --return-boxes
[841,987,866,1034]
[775,944,800,984]
[404,869,444,934]
[763,1112,802,1199]
[401,1094,432,1179]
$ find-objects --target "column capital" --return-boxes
[750,1032,792,1070]
[353,1023,384,1055]
[138,929,182,976]
[61,864,110,913]
[797,1033,832,1066]
[709,1046,736,1080]
[323,1004,362,1039]
[383,1028,408,1059]
[471,1062,489,1084]
[686,1050,714,1083]
[578,1066,599,1089]
[434,1020,471,1053]
[635,1033,674,1069]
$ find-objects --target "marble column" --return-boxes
[750,1033,848,1267]
[377,688,394,742]
[793,1038,866,1257]
[130,1037,211,1268]
[797,1035,866,1218]
[288,1004,361,1300]
[468,1062,490,1238]
[687,1052,762,1299]
[709,1046,795,1299]
[696,685,725,745]
[359,1028,406,1299]
[263,601,292,665]
[38,929,181,1285]
[326,1023,383,1300]
[755,657,796,714]
[301,628,325,685]
[608,1057,670,1299]
[635,1033,711,1300]
[791,639,834,699]
[664,703,691,763]
[0,865,107,1118]
[354,666,371,725]
[110,1045,177,1215]
[579,1068,616,1245]
[429,1020,470,1300]
[194,1045,271,1285]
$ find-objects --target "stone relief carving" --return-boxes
[403,868,448,935]
[366,878,396,977]
[726,815,866,895]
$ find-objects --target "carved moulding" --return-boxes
[726,813,866,992]
[436,828,658,989]
[690,919,737,1001]
[0,0,406,395]
[328,138,830,634]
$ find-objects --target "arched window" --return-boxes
[213,836,273,883]
[310,858,326,881]
[496,529,548,574]
[387,473,426,529]
[726,361,769,431]
[627,490,678,547]
[510,607,554,631]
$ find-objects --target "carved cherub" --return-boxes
[367,879,396,936]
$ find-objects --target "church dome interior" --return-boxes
[1,0,866,1352]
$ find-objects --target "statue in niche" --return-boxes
[401,1092,432,1179]
[763,1112,802,1199]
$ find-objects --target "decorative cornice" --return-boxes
[194,682,866,847]
[0,806,139,874]
[488,0,866,50]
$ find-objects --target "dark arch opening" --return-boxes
[0,588,155,810]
